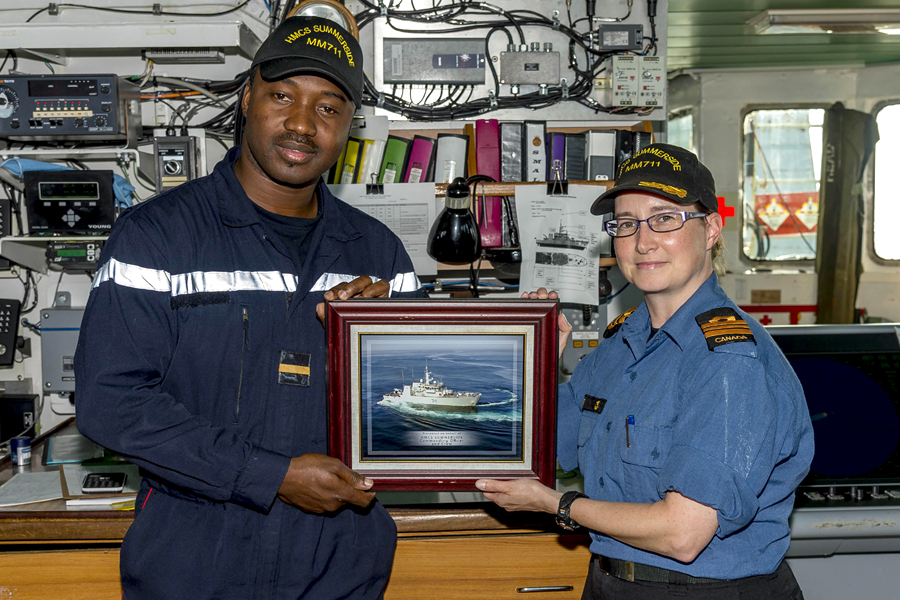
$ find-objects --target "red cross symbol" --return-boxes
[759,314,773,325]
[717,197,735,227]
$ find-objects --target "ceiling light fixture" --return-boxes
[749,9,900,35]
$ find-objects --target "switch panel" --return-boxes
[611,55,640,107]
[639,56,666,108]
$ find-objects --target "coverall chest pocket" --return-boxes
[621,425,671,503]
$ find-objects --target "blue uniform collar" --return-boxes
[620,273,730,353]
[214,146,362,243]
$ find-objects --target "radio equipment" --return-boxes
[0,75,140,143]
[46,240,104,271]
[23,170,116,235]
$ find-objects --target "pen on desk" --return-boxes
[626,415,634,448]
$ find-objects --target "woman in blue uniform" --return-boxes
[478,143,813,599]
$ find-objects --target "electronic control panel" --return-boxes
[46,240,104,271]
[23,170,116,235]
[0,75,140,142]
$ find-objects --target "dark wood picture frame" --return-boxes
[327,299,558,491]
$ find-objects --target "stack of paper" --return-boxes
[0,471,63,507]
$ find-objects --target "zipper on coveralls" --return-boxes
[235,306,249,423]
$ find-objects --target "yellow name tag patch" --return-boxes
[278,364,310,375]
[278,350,311,386]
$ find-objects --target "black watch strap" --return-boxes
[556,491,587,531]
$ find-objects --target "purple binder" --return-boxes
[403,136,435,184]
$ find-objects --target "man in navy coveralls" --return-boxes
[75,15,423,599]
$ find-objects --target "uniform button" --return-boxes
[651,448,660,460]
[630,372,637,380]
[598,476,604,487]
[606,421,612,432]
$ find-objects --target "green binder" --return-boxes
[378,135,412,184]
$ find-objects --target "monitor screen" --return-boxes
[768,324,900,487]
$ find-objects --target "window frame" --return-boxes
[867,99,900,266]
[738,103,830,267]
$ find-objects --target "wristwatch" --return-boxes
[556,491,587,531]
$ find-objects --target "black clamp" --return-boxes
[366,173,384,195]
[547,160,568,195]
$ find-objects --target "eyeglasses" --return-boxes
[604,211,708,238]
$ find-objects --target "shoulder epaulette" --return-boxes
[603,307,638,339]
[695,307,756,351]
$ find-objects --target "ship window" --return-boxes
[668,109,695,154]
[873,103,900,261]
[742,108,824,262]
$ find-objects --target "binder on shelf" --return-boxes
[615,130,636,174]
[379,135,412,184]
[475,119,503,248]
[585,129,617,181]
[434,133,469,183]
[339,137,365,184]
[634,131,653,153]
[464,123,478,179]
[500,122,524,182]
[565,133,586,181]
[403,135,435,184]
[524,121,547,182]
[329,146,345,185]
[547,132,567,181]
[356,139,380,184]
[350,115,389,185]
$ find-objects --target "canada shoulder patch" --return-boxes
[603,307,638,339]
[695,307,757,351]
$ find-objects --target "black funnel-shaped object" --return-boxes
[427,177,482,263]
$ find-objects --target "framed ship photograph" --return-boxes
[326,299,558,491]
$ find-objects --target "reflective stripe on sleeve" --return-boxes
[171,270,297,296]
[93,259,298,296]
[309,273,381,292]
[387,272,422,295]
[93,261,419,297]
[92,257,171,292]
[309,272,421,295]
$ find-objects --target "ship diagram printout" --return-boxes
[515,185,611,306]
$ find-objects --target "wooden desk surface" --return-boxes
[0,420,565,546]
[1,421,591,600]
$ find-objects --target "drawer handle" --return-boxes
[517,586,575,593]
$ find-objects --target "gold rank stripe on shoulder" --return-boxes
[694,307,757,350]
[699,321,754,337]
[603,306,638,339]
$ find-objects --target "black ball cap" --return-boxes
[250,15,363,109]
[591,143,718,215]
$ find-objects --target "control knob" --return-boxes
[0,87,19,120]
